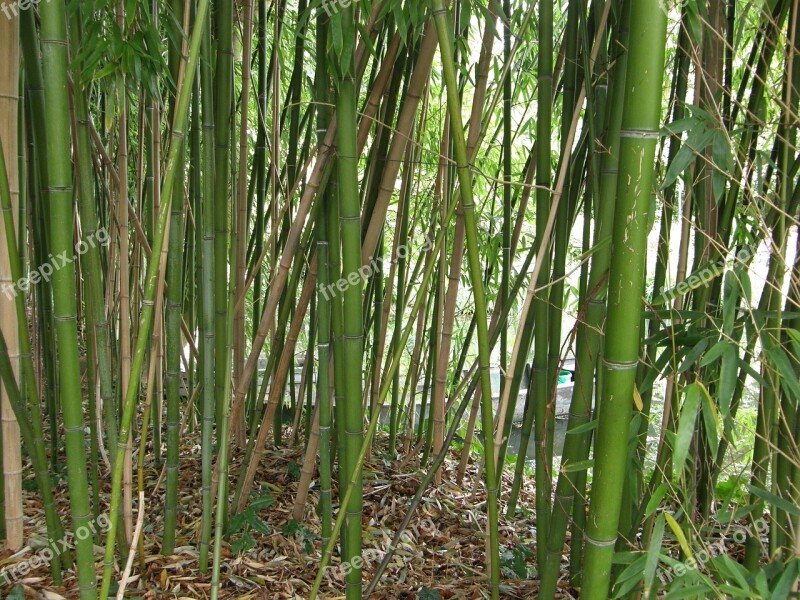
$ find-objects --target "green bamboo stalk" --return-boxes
[163,0,188,556]
[530,0,554,567]
[310,138,462,600]
[39,1,100,595]
[212,0,233,448]
[500,0,512,431]
[19,2,74,478]
[209,2,249,574]
[333,4,364,594]
[316,176,333,549]
[250,0,268,430]
[388,151,412,455]
[66,6,116,519]
[431,1,500,595]
[580,2,667,596]
[538,4,629,592]
[99,2,211,595]
[632,7,690,542]
[196,3,217,569]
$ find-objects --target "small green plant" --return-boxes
[287,461,301,480]
[229,495,274,555]
[282,519,318,553]
[500,543,534,579]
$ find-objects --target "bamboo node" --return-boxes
[619,129,660,140]
[584,533,617,548]
[602,358,638,371]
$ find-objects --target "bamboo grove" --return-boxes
[0,0,798,598]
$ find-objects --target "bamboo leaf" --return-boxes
[787,328,800,357]
[766,347,800,401]
[330,15,344,64]
[664,512,693,559]
[643,514,666,597]
[771,559,799,599]
[566,418,598,435]
[698,381,720,458]
[746,485,800,517]
[645,484,668,518]
[612,554,649,598]
[717,585,760,598]
[699,339,730,367]
[711,553,751,591]
[633,384,643,411]
[737,357,768,388]
[661,122,715,190]
[665,585,717,599]
[722,271,739,334]
[677,338,709,374]
[673,383,702,476]
[562,459,593,473]
[718,343,738,418]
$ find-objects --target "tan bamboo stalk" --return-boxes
[361,23,439,264]
[226,36,399,432]
[0,12,22,551]
[369,225,402,425]
[235,256,317,511]
[365,42,406,427]
[226,150,332,434]
[429,121,449,480]
[403,285,430,453]
[230,32,398,323]
[233,0,255,442]
[357,35,401,148]
[292,400,320,520]
[291,341,314,436]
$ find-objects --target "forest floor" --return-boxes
[0,429,573,599]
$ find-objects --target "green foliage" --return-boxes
[500,543,534,579]
[6,585,25,600]
[229,495,275,555]
[287,461,302,481]
[282,519,318,553]
[71,2,166,98]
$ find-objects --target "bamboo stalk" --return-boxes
[430,1,500,594]
[0,11,24,554]
[39,0,98,594]
[581,2,667,595]
[99,1,211,595]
